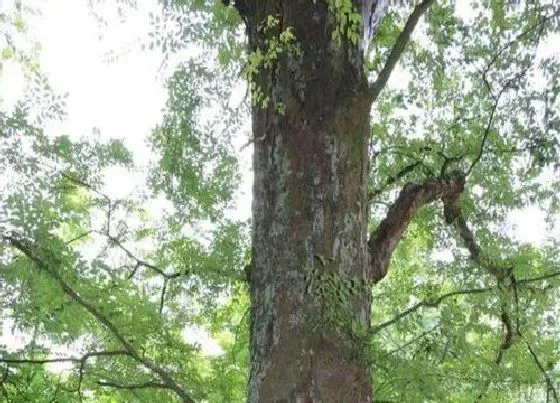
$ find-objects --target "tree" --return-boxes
[228,0,560,401]
[1,0,560,402]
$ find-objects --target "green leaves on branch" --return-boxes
[323,0,362,45]
[243,15,299,112]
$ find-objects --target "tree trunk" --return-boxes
[246,2,374,402]
[232,0,440,400]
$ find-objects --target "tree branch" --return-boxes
[99,231,184,280]
[159,279,168,315]
[381,325,441,357]
[368,160,423,200]
[1,234,195,403]
[98,379,174,391]
[483,8,560,89]
[467,62,534,177]
[517,270,560,285]
[523,336,560,403]
[495,309,514,365]
[369,173,465,283]
[465,100,498,177]
[59,171,110,206]
[1,350,132,395]
[372,286,492,334]
[469,12,549,177]
[1,357,79,365]
[441,192,480,259]
[371,269,559,336]
[57,173,189,282]
[369,0,435,102]
[441,184,520,369]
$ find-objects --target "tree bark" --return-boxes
[235,0,435,401]
[244,2,373,402]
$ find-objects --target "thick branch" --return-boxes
[2,234,195,403]
[442,191,480,259]
[369,174,465,283]
[495,310,514,365]
[369,0,435,102]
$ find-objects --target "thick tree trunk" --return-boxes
[246,2,374,402]
[233,0,439,400]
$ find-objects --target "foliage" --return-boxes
[323,0,363,45]
[242,15,299,111]
[0,0,559,402]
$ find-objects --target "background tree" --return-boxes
[0,0,560,402]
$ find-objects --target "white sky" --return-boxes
[2,0,555,239]
[0,0,558,368]
[1,0,226,359]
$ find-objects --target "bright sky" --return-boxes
[0,0,558,369]
[1,0,227,359]
[2,0,556,239]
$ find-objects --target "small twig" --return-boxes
[485,9,560,79]
[64,231,92,245]
[127,261,142,280]
[371,269,560,336]
[382,325,441,357]
[517,271,560,285]
[369,161,423,200]
[59,172,109,203]
[100,231,183,280]
[159,279,168,315]
[465,96,499,177]
[240,133,267,151]
[1,350,132,395]
[468,19,547,177]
